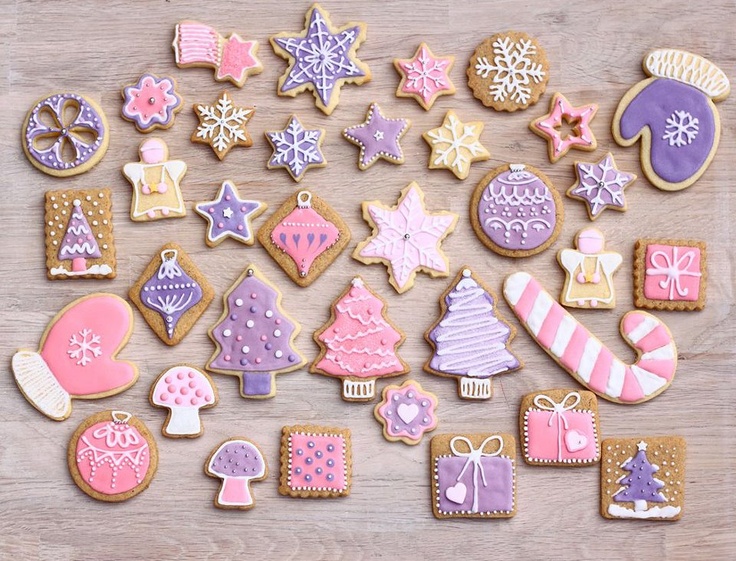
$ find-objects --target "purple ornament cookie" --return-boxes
[22,93,109,177]
[470,163,564,258]
[343,103,410,171]
[374,380,438,445]
[121,73,183,133]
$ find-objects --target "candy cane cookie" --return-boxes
[503,272,677,404]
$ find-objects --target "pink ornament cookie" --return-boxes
[393,43,455,110]
[530,93,598,163]
[374,380,438,445]
[68,410,158,502]
[12,294,138,421]
[121,73,182,133]
[279,425,351,498]
[206,438,268,510]
[150,365,218,438]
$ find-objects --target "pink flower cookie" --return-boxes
[150,365,218,438]
[68,410,158,502]
[374,380,438,445]
[530,93,598,163]
[634,239,706,311]
[121,73,182,133]
[394,43,455,110]
[279,425,351,498]
[206,438,267,510]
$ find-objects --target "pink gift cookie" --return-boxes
[121,73,182,133]
[634,239,706,311]
[12,294,138,421]
[150,365,218,438]
[530,92,598,163]
[393,43,455,110]
[206,438,268,510]
[279,425,351,498]
[374,380,438,445]
[520,389,600,466]
[68,410,158,502]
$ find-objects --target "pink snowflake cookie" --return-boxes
[374,380,438,445]
[121,73,182,133]
[394,43,456,110]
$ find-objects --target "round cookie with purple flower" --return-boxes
[374,380,438,445]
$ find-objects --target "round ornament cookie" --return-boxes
[470,163,563,257]
[68,410,158,502]
[467,31,549,112]
[22,93,109,177]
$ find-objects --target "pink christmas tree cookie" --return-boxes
[311,277,410,402]
[206,438,267,510]
[207,265,306,399]
[150,365,218,438]
[374,380,438,445]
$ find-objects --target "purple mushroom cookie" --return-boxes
[206,438,267,509]
[374,380,438,445]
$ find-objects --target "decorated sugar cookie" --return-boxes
[374,380,438,445]
[195,181,266,247]
[12,294,138,421]
[68,411,158,502]
[343,103,410,170]
[425,268,522,400]
[191,91,254,160]
[279,425,352,498]
[22,92,109,177]
[470,164,563,258]
[44,189,116,280]
[601,437,685,521]
[567,153,636,220]
[311,277,410,402]
[270,4,371,115]
[530,93,598,163]
[558,228,622,309]
[613,49,729,191]
[206,438,268,509]
[257,190,350,287]
[467,31,549,112]
[393,43,455,110]
[150,365,218,438]
[129,243,214,346]
[520,389,600,466]
[207,265,307,399]
[503,272,677,404]
[353,182,458,294]
[265,115,326,182]
[422,110,490,180]
[431,433,516,519]
[173,21,263,87]
[121,73,182,133]
[122,139,187,222]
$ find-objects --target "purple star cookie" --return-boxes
[194,181,266,247]
[343,103,410,171]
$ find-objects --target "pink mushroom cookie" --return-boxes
[206,438,267,510]
[150,365,218,438]
[374,380,438,445]
[279,425,352,499]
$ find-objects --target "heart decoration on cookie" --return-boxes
[397,403,419,424]
[565,429,589,453]
[12,294,138,421]
[445,482,467,504]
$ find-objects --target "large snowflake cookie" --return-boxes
[265,115,326,182]
[353,182,458,294]
[374,380,438,445]
[22,93,109,177]
[343,103,410,171]
[468,31,549,112]
[270,3,371,115]
[567,153,636,220]
[393,43,455,110]
[191,91,254,160]
[613,49,729,192]
[530,93,598,163]
[12,294,138,421]
[121,73,182,133]
[422,110,490,180]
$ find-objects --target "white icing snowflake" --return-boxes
[662,110,699,147]
[475,36,545,104]
[572,155,632,217]
[402,48,449,100]
[194,93,253,153]
[67,328,102,366]
[266,116,324,180]
[424,112,489,179]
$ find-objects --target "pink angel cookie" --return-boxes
[530,93,598,163]
[374,380,438,445]
[121,73,182,133]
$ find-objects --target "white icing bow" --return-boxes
[449,435,503,513]
[646,247,701,300]
[533,392,581,461]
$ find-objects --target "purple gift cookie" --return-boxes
[374,380,438,445]
[613,49,730,192]
[22,93,109,177]
[121,73,183,133]
[470,163,564,258]
[206,265,307,399]
[343,103,410,171]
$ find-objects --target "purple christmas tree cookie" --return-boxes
[343,103,410,170]
[207,265,306,398]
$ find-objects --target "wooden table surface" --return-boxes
[1,1,734,559]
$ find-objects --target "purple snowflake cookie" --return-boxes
[567,153,636,221]
[265,115,326,182]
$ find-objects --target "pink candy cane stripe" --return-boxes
[637,359,676,381]
[636,325,672,353]
[536,301,565,348]
[512,278,540,322]
[620,368,645,402]
[559,325,589,372]
[587,345,614,394]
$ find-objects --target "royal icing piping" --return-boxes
[503,272,677,404]
[192,92,254,159]
[375,380,438,444]
[343,103,409,170]
[207,439,266,506]
[568,153,635,219]
[644,244,702,302]
[265,115,326,181]
[286,429,348,493]
[531,93,598,162]
[152,366,215,436]
[195,181,265,246]
[121,74,181,132]
[423,110,490,180]
[394,43,455,110]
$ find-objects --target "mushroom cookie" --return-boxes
[613,49,730,191]
[150,365,218,438]
[68,411,158,503]
[205,438,267,510]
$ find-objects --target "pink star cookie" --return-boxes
[394,43,456,110]
[353,182,458,294]
[374,380,438,445]
[530,93,598,163]
[217,34,261,85]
